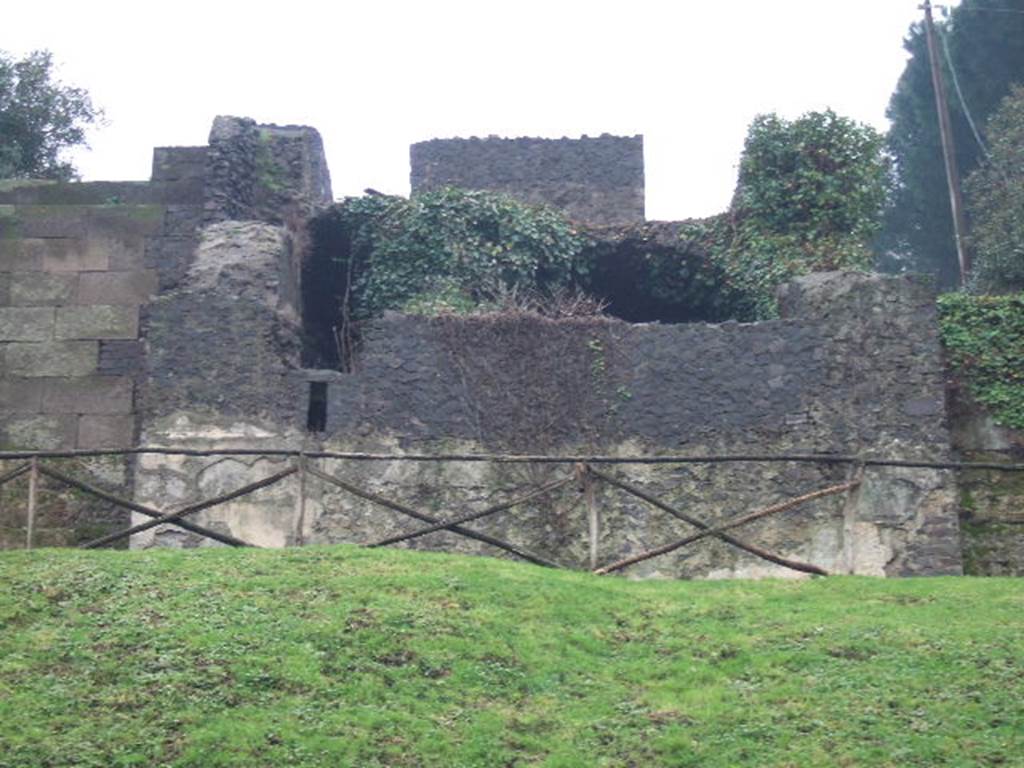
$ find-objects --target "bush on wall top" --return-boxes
[687,109,889,319]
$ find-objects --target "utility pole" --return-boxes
[921,0,972,286]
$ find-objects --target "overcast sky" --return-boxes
[6,0,942,220]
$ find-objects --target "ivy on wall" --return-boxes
[310,188,756,337]
[939,292,1024,429]
[316,187,588,321]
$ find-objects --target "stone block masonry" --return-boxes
[0,148,209,547]
[0,206,165,450]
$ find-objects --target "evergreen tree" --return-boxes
[882,0,1024,287]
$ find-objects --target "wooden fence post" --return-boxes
[584,465,599,570]
[293,454,307,547]
[26,457,39,550]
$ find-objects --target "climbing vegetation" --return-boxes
[313,110,889,334]
[314,187,588,321]
[939,291,1024,429]
[686,110,889,319]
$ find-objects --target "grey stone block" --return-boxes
[42,376,133,414]
[77,414,135,449]
[0,378,43,412]
[6,341,98,377]
[0,239,42,271]
[37,238,108,272]
[76,271,157,305]
[55,306,138,340]
[89,206,165,238]
[0,272,9,307]
[0,205,19,239]
[0,307,55,341]
[80,231,147,274]
[10,272,77,306]
[1,413,76,449]
[15,207,89,238]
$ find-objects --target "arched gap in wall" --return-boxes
[301,211,754,375]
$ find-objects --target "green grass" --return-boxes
[0,546,1021,767]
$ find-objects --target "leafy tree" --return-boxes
[965,85,1024,293]
[0,49,101,181]
[687,109,889,318]
[883,0,1024,287]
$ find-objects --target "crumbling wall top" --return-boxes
[410,134,644,226]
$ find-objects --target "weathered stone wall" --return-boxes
[0,170,203,544]
[131,119,333,549]
[949,391,1024,575]
[0,117,331,548]
[304,272,960,578]
[204,117,332,226]
[410,135,645,225]
[0,122,977,577]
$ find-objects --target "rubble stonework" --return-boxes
[410,134,645,225]
[311,273,961,577]
[0,117,1001,577]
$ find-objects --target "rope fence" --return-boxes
[2,447,1022,576]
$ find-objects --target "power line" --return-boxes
[935,4,1024,14]
[921,0,972,285]
[939,27,990,160]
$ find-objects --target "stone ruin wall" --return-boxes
[0,148,205,546]
[303,273,962,578]
[0,116,329,546]
[134,236,965,575]
[1,117,1018,576]
[410,135,645,225]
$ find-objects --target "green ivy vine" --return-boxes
[938,291,1024,429]
[316,187,589,321]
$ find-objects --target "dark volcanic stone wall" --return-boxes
[319,272,961,577]
[328,273,949,456]
[410,135,644,225]
[204,117,333,226]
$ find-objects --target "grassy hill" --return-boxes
[0,545,1021,768]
